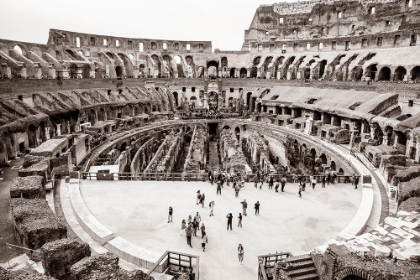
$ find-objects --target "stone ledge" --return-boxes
[68,181,115,245]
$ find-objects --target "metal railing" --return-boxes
[147,250,199,280]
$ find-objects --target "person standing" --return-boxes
[281,175,286,192]
[321,175,326,188]
[275,179,280,192]
[192,218,198,237]
[354,176,359,189]
[238,213,242,227]
[195,212,201,228]
[200,194,205,208]
[238,244,244,264]
[217,181,222,195]
[168,206,173,223]
[254,175,258,188]
[268,176,274,190]
[185,225,193,248]
[226,213,233,230]
[181,219,186,235]
[201,231,208,252]
[196,190,201,205]
[299,184,303,198]
[327,173,331,185]
[254,201,260,215]
[200,223,206,237]
[241,199,247,216]
[311,176,317,190]
[235,185,240,197]
[209,201,215,216]
[188,215,192,224]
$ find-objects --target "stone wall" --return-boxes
[9,176,45,199]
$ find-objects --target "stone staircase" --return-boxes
[285,254,318,280]
[208,141,220,170]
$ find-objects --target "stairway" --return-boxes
[285,255,318,280]
[208,141,220,170]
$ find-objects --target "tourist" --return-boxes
[188,215,192,224]
[200,193,205,208]
[241,199,247,216]
[188,268,195,280]
[281,175,286,192]
[299,184,303,198]
[238,213,242,227]
[192,218,198,236]
[196,190,201,205]
[259,173,264,189]
[322,175,326,188]
[226,213,233,230]
[168,206,173,223]
[181,219,186,235]
[238,244,244,264]
[186,224,193,247]
[217,181,222,195]
[201,231,208,252]
[200,223,206,237]
[327,173,331,185]
[209,201,215,216]
[235,185,240,197]
[254,201,260,215]
[268,175,274,189]
[354,176,359,189]
[275,179,280,192]
[195,212,201,228]
[254,175,258,188]
[311,176,317,190]
[351,173,356,186]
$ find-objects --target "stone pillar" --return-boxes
[19,67,27,78]
[48,67,56,79]
[56,124,61,136]
[45,127,50,140]
[35,67,42,79]
[382,129,389,146]
[286,70,292,80]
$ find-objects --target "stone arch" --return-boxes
[221,57,228,68]
[82,64,91,78]
[235,126,241,141]
[190,96,197,107]
[69,64,78,78]
[207,60,219,77]
[115,66,123,78]
[118,53,134,77]
[172,92,179,107]
[253,56,261,66]
[335,267,372,280]
[98,107,106,122]
[378,66,391,81]
[196,66,205,78]
[394,66,407,81]
[246,92,252,107]
[240,68,247,78]
[28,124,37,148]
[13,44,26,56]
[66,49,77,59]
[229,68,236,78]
[366,64,378,80]
[320,154,327,165]
[330,161,336,171]
[411,66,420,81]
[319,60,327,78]
[250,67,258,78]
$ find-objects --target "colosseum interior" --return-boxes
[1,0,420,280]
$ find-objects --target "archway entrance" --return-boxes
[230,68,236,78]
[82,65,91,78]
[411,66,420,81]
[394,66,406,81]
[378,67,391,81]
[240,68,247,78]
[115,66,123,78]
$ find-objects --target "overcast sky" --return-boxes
[0,0,295,51]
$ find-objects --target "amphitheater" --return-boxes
[1,0,420,279]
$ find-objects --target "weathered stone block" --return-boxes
[10,176,45,199]
[0,266,56,280]
[42,239,91,279]
[11,198,67,250]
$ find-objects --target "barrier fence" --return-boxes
[147,250,200,280]
[258,252,292,280]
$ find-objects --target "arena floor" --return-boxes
[80,180,362,280]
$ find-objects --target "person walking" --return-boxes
[238,244,244,264]
[254,201,260,215]
[275,179,280,192]
[238,213,242,227]
[321,175,326,188]
[196,190,201,205]
[280,175,286,192]
[188,215,192,224]
[181,219,186,235]
[235,185,240,197]
[327,173,331,185]
[200,223,206,237]
[200,194,205,208]
[201,231,208,252]
[168,206,173,223]
[226,213,233,230]
[268,176,274,190]
[311,176,317,190]
[185,225,193,247]
[259,174,264,189]
[195,212,201,228]
[209,201,215,216]
[254,175,258,188]
[217,181,222,195]
[298,184,303,198]
[192,218,198,237]
[354,176,359,189]
[241,199,247,216]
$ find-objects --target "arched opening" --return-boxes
[320,154,327,165]
[230,68,236,78]
[120,142,127,152]
[250,67,258,78]
[207,61,219,78]
[330,161,336,171]
[196,66,204,78]
[394,66,407,81]
[28,124,37,148]
[223,125,231,130]
[115,66,123,78]
[378,67,391,81]
[98,108,106,122]
[151,54,161,77]
[319,60,327,78]
[235,127,240,141]
[66,49,76,59]
[221,57,228,68]
[352,66,364,81]
[172,92,179,107]
[173,55,184,78]
[246,92,252,107]
[240,68,247,78]
[69,64,78,79]
[82,64,91,78]
[13,45,24,55]
[118,54,134,77]
[411,66,420,81]
[228,97,234,108]
[139,64,146,77]
[366,64,378,80]
[253,56,261,66]
[190,96,197,108]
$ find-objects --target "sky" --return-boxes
[0,0,295,51]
